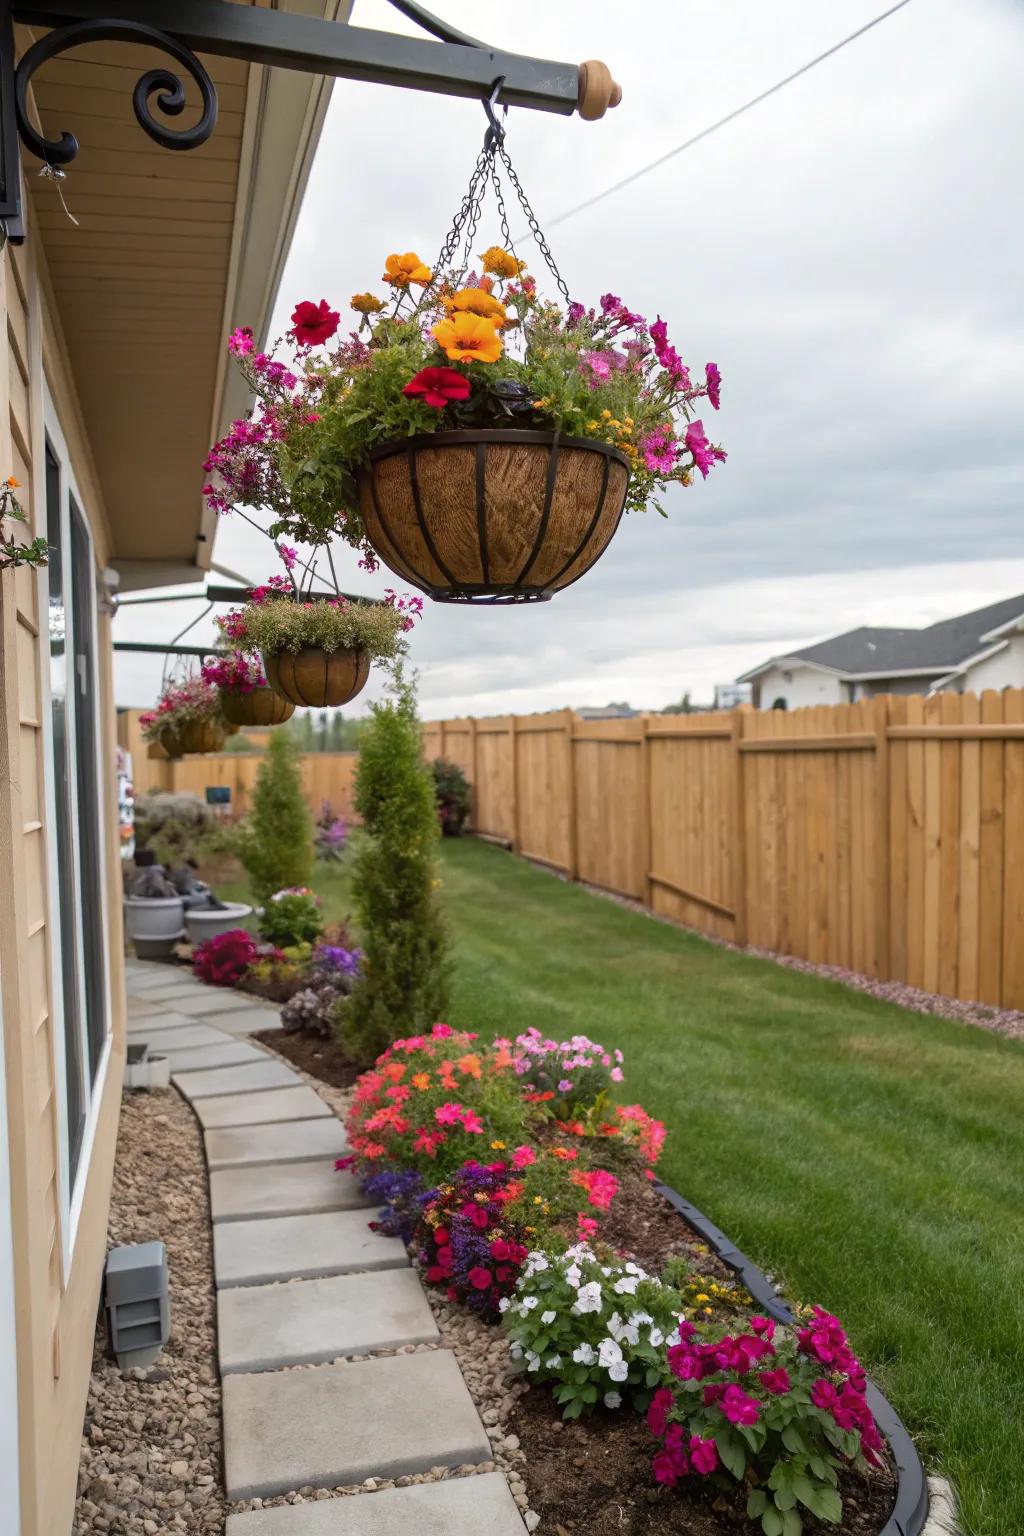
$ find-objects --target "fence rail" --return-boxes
[423,691,1024,1011]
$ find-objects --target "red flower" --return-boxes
[402,366,471,409]
[289,299,340,347]
[467,1266,492,1290]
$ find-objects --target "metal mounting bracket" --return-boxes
[0,0,620,242]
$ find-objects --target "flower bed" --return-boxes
[335,1025,922,1536]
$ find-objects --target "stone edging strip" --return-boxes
[653,1180,937,1536]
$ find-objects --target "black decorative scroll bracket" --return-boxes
[0,0,620,243]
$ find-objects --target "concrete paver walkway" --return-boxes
[126,961,527,1535]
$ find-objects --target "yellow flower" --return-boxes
[601,409,612,420]
[383,251,432,288]
[491,1140,506,1150]
[533,1196,543,1205]
[479,245,524,279]
[351,292,384,313]
[695,1293,710,1304]
[586,420,599,430]
[445,287,509,328]
[431,311,503,364]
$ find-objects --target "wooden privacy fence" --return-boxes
[422,691,1024,1011]
[133,750,359,821]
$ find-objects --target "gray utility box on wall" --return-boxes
[105,1241,171,1370]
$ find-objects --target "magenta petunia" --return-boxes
[705,361,722,410]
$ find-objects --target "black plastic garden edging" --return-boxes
[653,1180,930,1536]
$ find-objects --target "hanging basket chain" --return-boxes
[495,139,570,305]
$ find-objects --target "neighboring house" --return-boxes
[576,703,637,720]
[736,594,1024,709]
[0,13,343,1533]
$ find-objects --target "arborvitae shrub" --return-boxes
[236,728,313,905]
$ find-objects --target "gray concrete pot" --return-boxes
[123,895,185,943]
[185,903,253,943]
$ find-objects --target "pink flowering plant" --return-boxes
[501,1242,686,1419]
[648,1305,884,1533]
[202,246,725,555]
[511,1026,626,1117]
[138,677,226,744]
[215,579,421,672]
[257,886,324,948]
[200,650,268,694]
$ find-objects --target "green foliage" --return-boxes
[225,594,408,661]
[0,480,49,570]
[431,757,472,835]
[258,889,324,948]
[285,709,364,752]
[234,730,313,905]
[342,671,450,1062]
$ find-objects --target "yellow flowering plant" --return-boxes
[203,244,726,559]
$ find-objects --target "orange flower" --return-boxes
[479,246,525,279]
[445,287,508,328]
[432,311,503,364]
[550,1146,579,1161]
[381,1061,407,1083]
[4,476,20,488]
[457,1052,481,1079]
[383,251,432,288]
[411,1072,431,1091]
[351,292,384,313]
[492,1045,513,1070]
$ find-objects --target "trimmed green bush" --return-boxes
[431,757,472,836]
[235,729,313,905]
[343,672,450,1061]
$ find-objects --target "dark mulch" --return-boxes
[512,1390,895,1536]
[602,1162,734,1284]
[255,1027,361,1090]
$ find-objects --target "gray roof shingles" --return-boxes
[770,594,1024,677]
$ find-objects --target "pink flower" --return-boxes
[640,427,677,475]
[647,1387,673,1437]
[721,1385,759,1426]
[609,1066,624,1082]
[228,325,254,356]
[811,1380,842,1415]
[652,1448,684,1486]
[557,1078,573,1093]
[460,1109,484,1135]
[684,419,727,480]
[797,1307,857,1372]
[278,544,298,572]
[705,362,722,410]
[649,316,669,350]
[467,1266,492,1290]
[750,1316,775,1339]
[434,1102,465,1127]
[759,1367,791,1396]
[510,1145,536,1170]
[577,1214,599,1240]
[688,1435,718,1476]
[290,298,340,347]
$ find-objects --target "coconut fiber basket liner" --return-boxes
[358,429,630,604]
[220,687,295,728]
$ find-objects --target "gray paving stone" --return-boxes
[205,1118,348,1170]
[172,1059,298,1100]
[132,980,210,1002]
[214,1207,405,1287]
[210,1159,370,1222]
[127,1024,234,1052]
[218,1267,437,1372]
[158,1041,268,1072]
[193,1085,330,1131]
[205,1005,283,1035]
[223,1472,524,1536]
[161,989,258,1015]
[222,1352,489,1500]
[127,1011,204,1034]
[125,970,192,993]
[127,995,179,1017]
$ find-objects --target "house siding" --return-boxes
[0,189,126,1536]
[752,663,848,710]
[959,635,1024,693]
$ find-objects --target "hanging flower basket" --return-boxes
[359,429,629,603]
[140,677,228,758]
[202,114,726,607]
[202,651,295,727]
[214,580,420,711]
[262,646,370,709]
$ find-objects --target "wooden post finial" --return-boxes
[577,59,622,121]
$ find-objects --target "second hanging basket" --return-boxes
[358,430,629,604]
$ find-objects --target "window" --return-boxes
[42,405,111,1241]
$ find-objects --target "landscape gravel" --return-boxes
[75,1085,225,1536]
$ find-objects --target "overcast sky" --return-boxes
[114,0,1024,716]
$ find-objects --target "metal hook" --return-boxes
[483,75,506,150]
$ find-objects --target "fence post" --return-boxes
[566,710,578,881]
[731,708,749,947]
[438,718,446,763]
[874,694,891,980]
[639,714,653,908]
[510,714,520,854]
[469,716,478,832]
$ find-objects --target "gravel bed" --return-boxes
[531,861,1024,1042]
[75,1086,224,1536]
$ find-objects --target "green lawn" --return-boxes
[231,837,1024,1536]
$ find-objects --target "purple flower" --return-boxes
[705,362,722,410]
[567,301,586,325]
[599,292,622,315]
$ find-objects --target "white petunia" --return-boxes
[526,1351,541,1372]
[509,1342,524,1360]
[540,1310,557,1325]
[544,1355,562,1369]
[572,1342,596,1366]
[665,1327,681,1347]
[598,1337,624,1370]
[564,1264,582,1289]
[630,1310,653,1327]
[649,1326,665,1348]
[521,1296,539,1311]
[608,1360,629,1382]
[613,1275,639,1296]
[498,1297,511,1313]
[573,1281,603,1315]
[604,1391,623,1409]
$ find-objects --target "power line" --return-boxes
[541,0,914,233]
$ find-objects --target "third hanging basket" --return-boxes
[358,430,629,603]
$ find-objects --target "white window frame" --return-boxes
[37,385,113,1279]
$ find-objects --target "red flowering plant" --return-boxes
[200,650,267,694]
[138,676,226,744]
[192,928,262,988]
[414,1159,530,1317]
[647,1306,884,1534]
[203,245,725,554]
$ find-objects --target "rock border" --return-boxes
[653,1180,933,1536]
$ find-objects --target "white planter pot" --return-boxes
[185,903,253,943]
[124,1054,171,1091]
[124,896,185,942]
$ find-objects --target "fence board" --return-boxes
[977,691,1005,1004]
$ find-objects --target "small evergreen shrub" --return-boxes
[234,729,313,904]
[342,672,450,1062]
[258,887,324,948]
[431,757,471,836]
